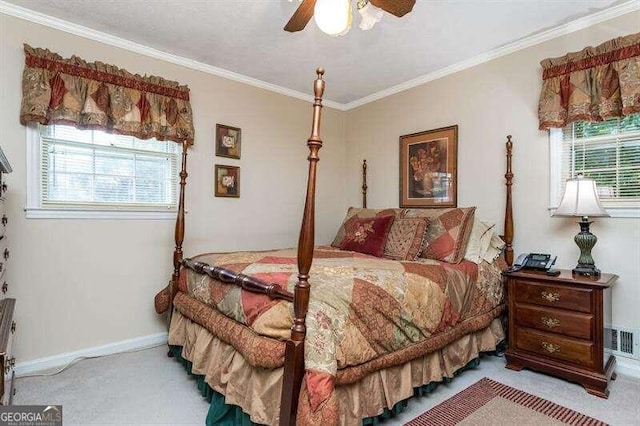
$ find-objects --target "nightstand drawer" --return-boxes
[516,328,594,367]
[515,304,593,340]
[515,280,592,313]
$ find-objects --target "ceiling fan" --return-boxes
[284,0,416,36]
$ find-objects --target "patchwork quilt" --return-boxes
[174,245,506,422]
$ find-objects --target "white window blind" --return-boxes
[38,125,178,210]
[556,114,640,205]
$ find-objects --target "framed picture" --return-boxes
[215,165,240,198]
[216,124,241,159]
[399,125,458,208]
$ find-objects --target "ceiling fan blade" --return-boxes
[284,0,317,32]
[370,0,415,17]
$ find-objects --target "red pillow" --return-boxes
[339,215,395,257]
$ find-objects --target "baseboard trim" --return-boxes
[614,356,640,379]
[14,332,168,377]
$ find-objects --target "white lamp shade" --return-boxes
[314,0,352,36]
[553,175,609,218]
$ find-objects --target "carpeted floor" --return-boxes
[15,346,640,425]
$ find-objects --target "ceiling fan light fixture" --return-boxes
[357,1,383,31]
[314,0,352,36]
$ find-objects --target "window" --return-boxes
[26,124,178,219]
[550,114,640,218]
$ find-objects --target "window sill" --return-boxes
[25,207,178,220]
[547,206,639,218]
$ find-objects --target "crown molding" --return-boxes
[0,0,346,111]
[343,0,640,110]
[1,0,637,112]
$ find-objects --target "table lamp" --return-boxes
[553,174,609,277]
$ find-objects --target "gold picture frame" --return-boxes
[214,164,240,198]
[399,125,458,208]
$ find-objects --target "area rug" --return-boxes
[405,377,607,426]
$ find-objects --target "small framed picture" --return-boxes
[215,165,240,198]
[216,124,241,159]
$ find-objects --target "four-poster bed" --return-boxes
[156,69,516,425]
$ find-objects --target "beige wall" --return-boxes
[0,14,346,362]
[346,12,640,331]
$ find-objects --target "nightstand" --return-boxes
[504,268,617,398]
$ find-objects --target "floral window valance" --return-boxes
[20,44,194,145]
[538,32,640,130]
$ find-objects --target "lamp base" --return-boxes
[572,218,601,278]
[573,264,601,277]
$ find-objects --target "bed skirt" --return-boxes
[170,344,492,426]
[168,309,505,425]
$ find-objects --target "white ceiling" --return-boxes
[2,0,632,106]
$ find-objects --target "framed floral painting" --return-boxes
[399,125,458,208]
[216,124,241,159]
[215,165,240,198]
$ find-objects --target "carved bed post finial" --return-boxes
[280,68,326,426]
[362,159,368,208]
[504,135,514,266]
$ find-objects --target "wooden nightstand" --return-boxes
[504,268,617,398]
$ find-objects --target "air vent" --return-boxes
[605,326,639,360]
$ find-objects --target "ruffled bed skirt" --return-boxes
[168,309,505,425]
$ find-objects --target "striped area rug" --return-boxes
[405,378,607,426]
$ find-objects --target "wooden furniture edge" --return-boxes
[279,67,325,426]
[167,140,188,332]
[503,135,514,266]
[505,349,616,398]
[0,299,15,355]
[181,258,294,302]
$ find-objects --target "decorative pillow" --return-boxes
[482,234,506,263]
[331,207,403,248]
[405,207,476,263]
[463,219,496,264]
[383,217,430,261]
[339,215,395,257]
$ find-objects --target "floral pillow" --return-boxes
[339,215,395,257]
[331,207,402,248]
[383,217,430,261]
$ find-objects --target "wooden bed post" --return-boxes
[279,68,325,426]
[504,135,514,266]
[169,141,189,326]
[362,159,368,208]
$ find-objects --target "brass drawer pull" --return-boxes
[1,282,6,294]
[541,291,560,302]
[10,321,15,333]
[541,317,560,328]
[541,341,560,353]
[1,215,7,226]
[3,249,8,260]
